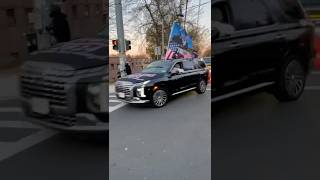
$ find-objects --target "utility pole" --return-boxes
[184,0,189,29]
[161,19,165,57]
[197,0,201,27]
[34,0,53,50]
[114,0,127,77]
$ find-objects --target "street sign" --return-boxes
[154,46,161,56]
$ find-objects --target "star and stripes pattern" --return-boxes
[165,21,194,60]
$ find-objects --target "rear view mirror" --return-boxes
[212,27,220,41]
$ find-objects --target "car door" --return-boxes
[181,60,199,89]
[213,0,283,96]
[168,61,185,93]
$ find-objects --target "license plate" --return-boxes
[118,92,125,98]
[30,98,49,115]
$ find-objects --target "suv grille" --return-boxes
[21,73,68,107]
[115,81,134,100]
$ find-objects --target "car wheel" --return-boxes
[273,57,306,101]
[151,89,168,108]
[196,79,207,94]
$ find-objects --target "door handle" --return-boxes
[230,42,241,48]
[275,34,285,40]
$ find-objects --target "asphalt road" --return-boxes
[213,71,320,180]
[109,88,211,180]
[0,100,108,180]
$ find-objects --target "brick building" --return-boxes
[0,0,105,66]
[109,57,152,82]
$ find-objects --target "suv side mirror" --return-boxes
[212,27,220,41]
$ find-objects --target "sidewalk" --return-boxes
[0,70,19,100]
[109,83,115,94]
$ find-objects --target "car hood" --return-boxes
[119,72,164,84]
[27,38,107,70]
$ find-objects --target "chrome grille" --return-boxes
[115,81,134,99]
[21,73,67,107]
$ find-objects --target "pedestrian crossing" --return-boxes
[0,108,57,162]
[109,93,127,113]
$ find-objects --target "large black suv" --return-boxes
[115,59,209,107]
[20,35,108,133]
[212,0,315,102]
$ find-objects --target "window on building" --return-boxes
[84,5,90,17]
[95,4,101,15]
[6,9,16,27]
[25,8,34,25]
[72,5,78,18]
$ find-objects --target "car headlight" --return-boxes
[135,80,150,98]
[86,82,107,113]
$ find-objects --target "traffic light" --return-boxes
[112,40,118,50]
[125,40,131,51]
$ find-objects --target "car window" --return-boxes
[229,0,275,30]
[142,61,172,74]
[212,3,236,36]
[182,60,195,71]
[267,0,305,23]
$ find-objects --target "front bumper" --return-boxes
[21,99,108,133]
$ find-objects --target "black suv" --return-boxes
[212,0,315,102]
[20,34,108,133]
[115,59,209,107]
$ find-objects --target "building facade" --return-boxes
[0,0,106,66]
[109,57,152,82]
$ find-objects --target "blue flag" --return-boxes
[165,21,193,60]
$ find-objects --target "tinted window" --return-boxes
[213,5,228,23]
[183,60,195,71]
[212,3,236,36]
[142,61,172,74]
[229,0,275,30]
[268,0,305,23]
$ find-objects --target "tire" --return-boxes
[151,89,169,108]
[196,79,207,94]
[273,56,306,102]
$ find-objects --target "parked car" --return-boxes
[115,59,209,107]
[20,31,108,133]
[212,0,315,102]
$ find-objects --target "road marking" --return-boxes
[0,128,57,161]
[212,82,275,102]
[0,107,23,113]
[110,95,116,98]
[0,119,57,162]
[110,99,121,103]
[109,102,127,113]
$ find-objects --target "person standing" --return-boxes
[47,6,71,43]
[125,63,132,75]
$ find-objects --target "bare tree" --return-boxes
[112,0,209,58]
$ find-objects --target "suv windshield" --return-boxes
[142,61,172,74]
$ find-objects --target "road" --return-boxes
[0,99,108,180]
[213,70,320,180]
[109,87,211,180]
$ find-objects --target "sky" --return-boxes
[109,0,211,56]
